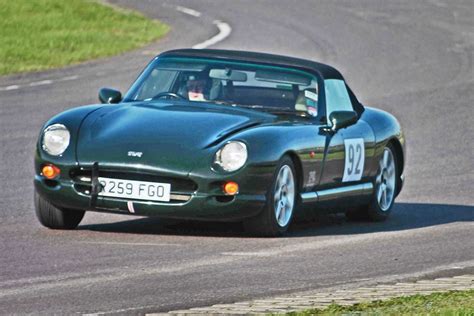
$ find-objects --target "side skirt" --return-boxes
[300,183,373,203]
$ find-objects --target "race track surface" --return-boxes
[0,0,473,314]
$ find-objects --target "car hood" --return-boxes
[76,101,272,173]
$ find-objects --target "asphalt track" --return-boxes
[0,0,473,314]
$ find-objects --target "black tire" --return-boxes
[243,156,297,237]
[346,143,398,222]
[34,192,85,229]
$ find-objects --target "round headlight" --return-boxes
[215,141,248,172]
[42,124,70,156]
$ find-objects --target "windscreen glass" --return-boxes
[124,57,320,116]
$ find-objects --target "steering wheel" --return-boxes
[152,92,186,100]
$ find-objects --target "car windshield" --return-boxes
[124,57,320,116]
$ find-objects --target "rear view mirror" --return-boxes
[209,69,247,82]
[99,88,122,104]
[329,110,358,131]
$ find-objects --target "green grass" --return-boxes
[288,289,474,316]
[0,0,169,75]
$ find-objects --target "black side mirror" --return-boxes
[329,110,358,131]
[99,88,122,104]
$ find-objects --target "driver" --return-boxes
[186,73,208,101]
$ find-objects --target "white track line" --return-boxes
[29,79,53,86]
[79,241,181,247]
[60,75,79,81]
[175,5,201,17]
[193,20,232,49]
[0,75,79,92]
[0,85,19,91]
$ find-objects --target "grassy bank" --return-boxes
[0,0,169,75]
[289,289,474,315]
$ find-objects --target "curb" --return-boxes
[147,274,474,315]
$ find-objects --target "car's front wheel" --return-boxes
[244,156,297,236]
[34,192,85,229]
[346,143,398,221]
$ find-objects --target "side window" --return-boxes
[324,79,353,125]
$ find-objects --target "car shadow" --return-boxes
[290,202,474,238]
[78,202,474,238]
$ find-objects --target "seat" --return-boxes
[295,88,318,115]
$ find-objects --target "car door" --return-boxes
[317,79,375,190]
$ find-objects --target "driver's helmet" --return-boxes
[180,71,222,101]
[185,72,210,101]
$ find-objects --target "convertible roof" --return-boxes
[158,49,344,80]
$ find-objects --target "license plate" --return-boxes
[98,177,171,202]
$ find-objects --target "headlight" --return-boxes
[42,124,70,156]
[215,141,248,172]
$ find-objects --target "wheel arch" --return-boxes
[387,138,404,196]
[284,151,303,193]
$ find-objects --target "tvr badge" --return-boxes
[128,151,143,158]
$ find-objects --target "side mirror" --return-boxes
[99,88,122,104]
[329,110,358,131]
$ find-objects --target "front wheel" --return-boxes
[34,192,85,229]
[346,143,398,221]
[243,156,297,236]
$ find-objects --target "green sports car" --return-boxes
[34,49,405,236]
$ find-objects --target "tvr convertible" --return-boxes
[35,49,405,236]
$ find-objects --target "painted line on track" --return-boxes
[1,85,19,91]
[192,20,232,49]
[29,79,53,86]
[175,4,231,49]
[0,256,242,300]
[0,75,79,92]
[60,75,79,81]
[79,241,181,247]
[175,5,202,17]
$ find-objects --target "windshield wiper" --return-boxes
[237,104,297,113]
[209,102,306,116]
[211,100,239,107]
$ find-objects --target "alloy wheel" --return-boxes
[376,147,396,211]
[273,165,295,227]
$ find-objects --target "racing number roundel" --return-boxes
[343,138,365,182]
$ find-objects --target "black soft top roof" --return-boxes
[158,49,344,80]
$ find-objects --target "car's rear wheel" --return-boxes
[243,156,296,236]
[346,143,398,221]
[34,192,85,229]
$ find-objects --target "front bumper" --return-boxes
[34,174,266,221]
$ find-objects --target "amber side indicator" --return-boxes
[42,164,60,179]
[223,181,239,195]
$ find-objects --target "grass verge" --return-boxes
[0,0,169,75]
[288,289,474,315]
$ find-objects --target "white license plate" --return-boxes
[98,177,171,202]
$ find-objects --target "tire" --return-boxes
[243,156,297,237]
[346,143,398,221]
[34,192,85,229]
